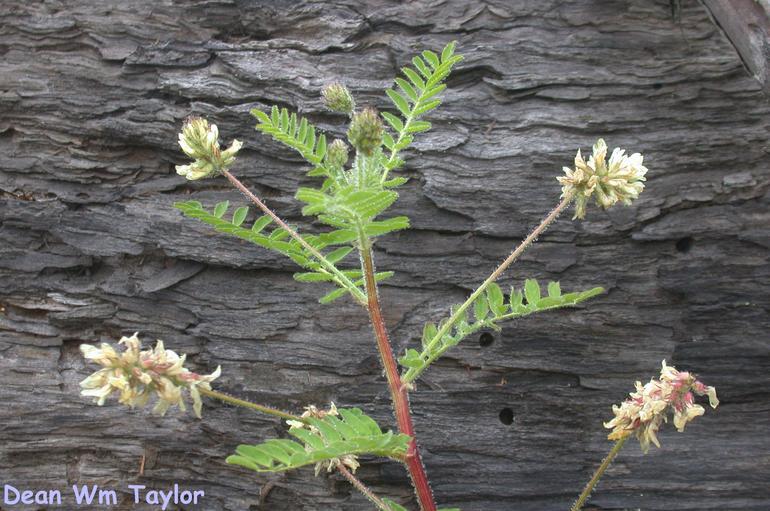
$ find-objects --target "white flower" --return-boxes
[558,138,648,219]
[79,333,221,418]
[175,117,242,180]
[604,360,718,453]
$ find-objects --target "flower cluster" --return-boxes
[176,117,242,180]
[322,82,355,114]
[287,402,361,475]
[347,107,383,156]
[558,138,648,219]
[604,360,718,453]
[79,333,221,418]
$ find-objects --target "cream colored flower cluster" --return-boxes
[558,138,648,219]
[79,333,221,418]
[604,360,718,453]
[286,402,361,475]
[176,117,242,180]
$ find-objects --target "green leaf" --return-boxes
[213,200,229,219]
[474,294,489,322]
[319,287,349,304]
[232,206,249,227]
[363,216,410,237]
[294,272,335,283]
[252,216,272,233]
[325,247,353,264]
[547,281,561,298]
[400,277,605,384]
[524,279,541,306]
[227,408,409,474]
[486,283,506,316]
[386,89,411,117]
[395,77,417,100]
[422,322,438,349]
[398,348,424,369]
[252,107,328,166]
[422,50,440,69]
[382,111,404,132]
[441,41,457,62]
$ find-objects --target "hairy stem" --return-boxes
[199,387,305,423]
[221,169,367,305]
[403,193,573,384]
[571,436,629,511]
[358,236,437,511]
[337,464,390,511]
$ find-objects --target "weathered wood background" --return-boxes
[1,1,769,510]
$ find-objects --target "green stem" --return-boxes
[199,387,305,423]
[571,436,629,511]
[222,169,367,305]
[337,463,390,511]
[402,193,573,384]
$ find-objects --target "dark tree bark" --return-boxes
[1,1,769,510]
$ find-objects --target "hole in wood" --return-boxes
[479,332,494,347]
[499,407,514,425]
[676,236,693,253]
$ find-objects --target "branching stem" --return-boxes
[402,193,574,384]
[221,169,367,305]
[199,387,305,423]
[572,436,629,511]
[358,234,437,511]
[337,464,390,511]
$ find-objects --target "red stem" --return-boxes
[361,245,437,511]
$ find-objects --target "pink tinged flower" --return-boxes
[604,360,718,453]
[79,333,221,419]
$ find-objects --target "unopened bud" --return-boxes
[325,139,349,169]
[347,107,383,156]
[322,83,355,114]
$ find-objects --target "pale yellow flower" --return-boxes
[604,360,718,453]
[79,333,221,418]
[176,117,242,180]
[558,138,648,219]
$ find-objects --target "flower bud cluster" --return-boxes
[604,360,718,453]
[79,333,221,418]
[558,138,647,219]
[347,107,383,156]
[322,83,356,114]
[176,117,242,180]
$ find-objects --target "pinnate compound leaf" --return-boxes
[401,279,605,381]
[251,106,328,166]
[227,408,410,474]
[384,41,463,171]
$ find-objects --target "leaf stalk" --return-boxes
[402,192,574,383]
[222,169,367,305]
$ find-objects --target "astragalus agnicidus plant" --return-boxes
[78,42,718,511]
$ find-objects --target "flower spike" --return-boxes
[176,117,242,180]
[79,333,221,418]
[558,138,648,219]
[604,360,718,453]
